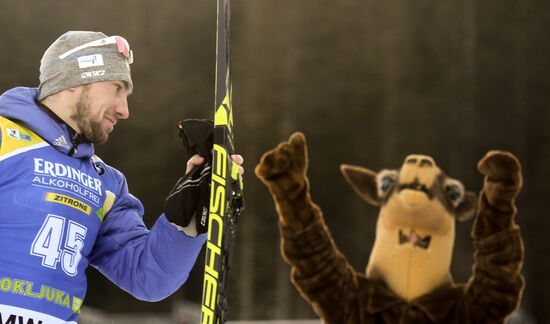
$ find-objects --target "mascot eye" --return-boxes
[444,179,465,207]
[447,186,461,201]
[381,177,394,192]
[376,170,398,198]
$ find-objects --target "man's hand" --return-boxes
[164,156,210,236]
[164,153,244,237]
[186,154,205,174]
[166,118,245,236]
[187,154,244,178]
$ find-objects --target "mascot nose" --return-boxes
[404,155,436,168]
[399,155,439,187]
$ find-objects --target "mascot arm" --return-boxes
[256,132,360,322]
[281,204,360,322]
[465,151,525,322]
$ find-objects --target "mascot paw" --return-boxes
[477,150,523,204]
[478,151,521,181]
[255,132,309,199]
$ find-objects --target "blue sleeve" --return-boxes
[88,175,206,302]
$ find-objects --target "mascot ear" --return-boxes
[456,191,477,221]
[340,164,380,206]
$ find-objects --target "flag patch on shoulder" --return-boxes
[6,128,32,141]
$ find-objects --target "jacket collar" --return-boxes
[0,87,94,159]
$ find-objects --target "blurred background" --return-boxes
[0,0,548,323]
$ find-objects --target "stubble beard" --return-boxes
[72,88,109,144]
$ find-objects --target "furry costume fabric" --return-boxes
[255,132,524,324]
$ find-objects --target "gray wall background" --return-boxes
[0,0,548,322]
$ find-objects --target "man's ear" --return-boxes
[456,191,477,221]
[340,164,381,206]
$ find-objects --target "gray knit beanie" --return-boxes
[38,31,133,100]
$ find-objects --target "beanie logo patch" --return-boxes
[81,70,106,79]
[78,54,104,69]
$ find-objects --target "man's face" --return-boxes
[72,81,132,143]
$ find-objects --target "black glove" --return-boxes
[164,119,213,234]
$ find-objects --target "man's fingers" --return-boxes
[186,154,205,174]
[231,154,244,165]
[230,154,245,179]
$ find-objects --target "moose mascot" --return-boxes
[255,132,524,324]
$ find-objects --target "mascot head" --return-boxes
[341,154,477,301]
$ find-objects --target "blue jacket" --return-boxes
[0,87,206,323]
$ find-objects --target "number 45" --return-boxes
[31,214,88,277]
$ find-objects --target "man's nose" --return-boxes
[116,97,130,120]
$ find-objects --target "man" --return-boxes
[0,31,243,323]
